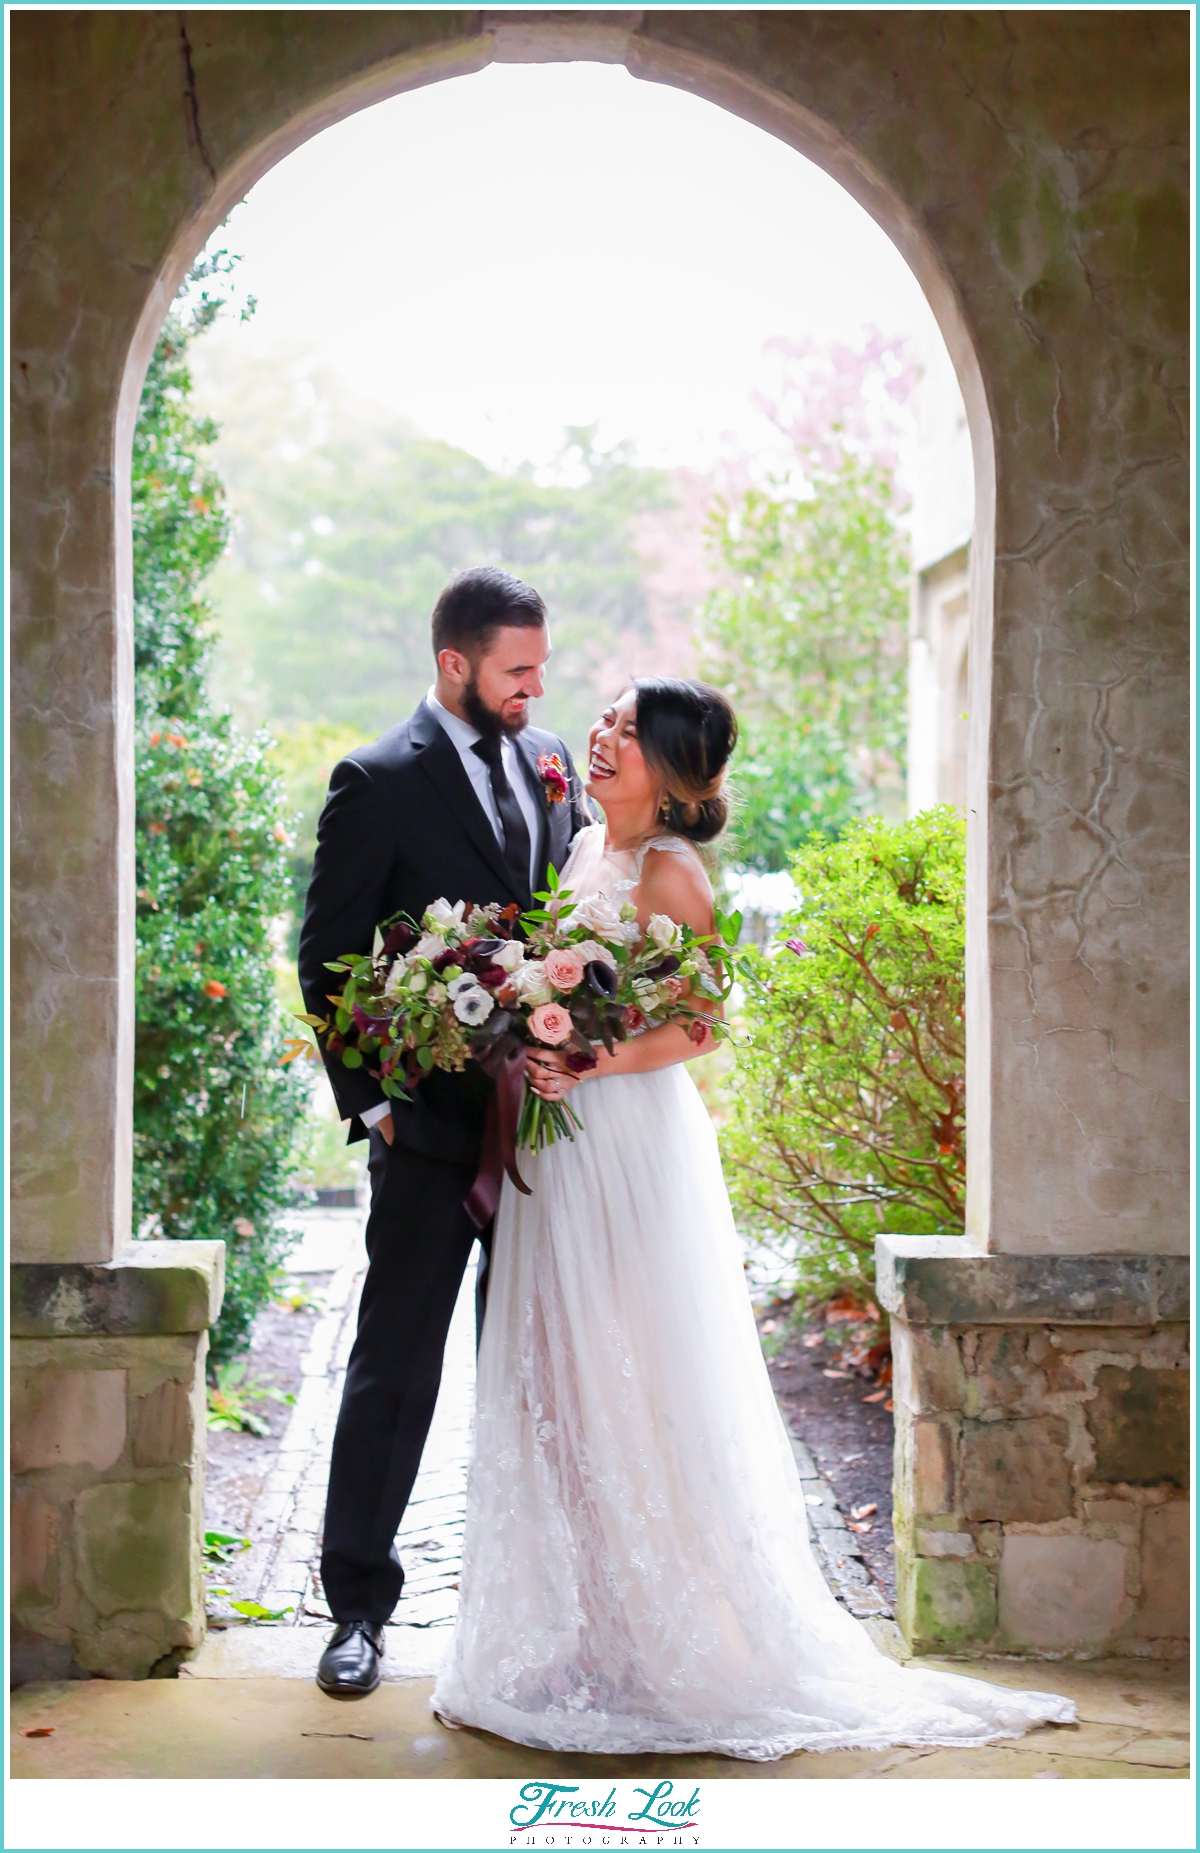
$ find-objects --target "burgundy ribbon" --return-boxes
[464,1043,532,1230]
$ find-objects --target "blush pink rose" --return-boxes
[529,1002,573,1046]
[659,975,684,1004]
[544,948,586,992]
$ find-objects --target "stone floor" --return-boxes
[10,1657,1190,1779]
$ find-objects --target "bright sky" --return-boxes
[200,61,945,475]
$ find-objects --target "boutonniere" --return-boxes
[536,751,570,806]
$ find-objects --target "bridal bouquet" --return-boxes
[296,869,738,1207]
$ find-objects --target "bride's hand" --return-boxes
[526,1049,583,1101]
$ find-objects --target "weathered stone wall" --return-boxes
[10,1243,224,1682]
[881,1239,1190,1657]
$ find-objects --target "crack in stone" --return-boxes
[179,14,217,185]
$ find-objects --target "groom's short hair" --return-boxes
[431,567,547,658]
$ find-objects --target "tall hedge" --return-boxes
[132,271,307,1361]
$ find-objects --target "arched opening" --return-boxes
[116,19,997,1222]
[117,39,992,1652]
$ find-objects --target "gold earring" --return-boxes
[659,796,671,822]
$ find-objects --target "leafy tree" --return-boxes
[722,808,966,1303]
[701,449,910,871]
[193,341,675,754]
[133,262,307,1362]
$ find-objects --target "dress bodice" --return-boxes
[560,820,702,916]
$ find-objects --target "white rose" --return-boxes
[492,939,526,974]
[571,937,617,969]
[511,959,552,1006]
[425,898,466,934]
[572,894,626,943]
[647,913,682,951]
[408,931,446,965]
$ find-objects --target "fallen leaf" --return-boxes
[884,1398,894,1410]
[802,1333,824,1349]
[848,1520,875,1534]
[851,1502,878,1521]
[300,1730,375,1741]
[862,1389,889,1403]
[22,1727,55,1737]
[822,1368,850,1379]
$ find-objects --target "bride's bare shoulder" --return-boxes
[639,837,714,934]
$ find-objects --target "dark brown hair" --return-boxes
[431,566,547,658]
[634,678,738,844]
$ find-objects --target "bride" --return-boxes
[431,677,1074,1760]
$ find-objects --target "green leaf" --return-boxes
[228,1599,294,1622]
[341,1047,363,1069]
[416,1045,435,1071]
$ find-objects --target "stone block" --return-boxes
[908,1327,967,1412]
[12,1489,58,1604]
[1136,1502,1190,1639]
[913,1419,955,1515]
[960,1417,1073,1522]
[963,1329,1038,1414]
[10,1240,225,1337]
[876,1240,1179,1327]
[11,1366,126,1471]
[917,1529,974,1558]
[132,1377,194,1467]
[998,1533,1127,1650]
[1083,1498,1140,1527]
[74,1479,193,1620]
[910,1558,996,1649]
[1087,1365,1189,1487]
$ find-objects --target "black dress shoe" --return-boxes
[316,1620,384,1698]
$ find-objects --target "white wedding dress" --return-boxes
[432,824,1074,1759]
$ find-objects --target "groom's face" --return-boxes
[460,623,551,738]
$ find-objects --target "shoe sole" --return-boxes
[316,1671,381,1699]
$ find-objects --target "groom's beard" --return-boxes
[462,672,529,741]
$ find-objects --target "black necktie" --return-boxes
[471,735,533,900]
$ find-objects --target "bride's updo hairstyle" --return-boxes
[634,678,737,845]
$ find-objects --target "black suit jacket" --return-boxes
[298,700,592,1162]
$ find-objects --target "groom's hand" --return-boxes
[376,1110,395,1146]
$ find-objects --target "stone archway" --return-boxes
[12,10,1189,1678]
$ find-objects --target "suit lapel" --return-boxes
[512,733,551,894]
[410,701,523,904]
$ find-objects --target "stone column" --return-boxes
[879,1237,1189,1658]
[11,1241,224,1682]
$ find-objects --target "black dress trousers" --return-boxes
[319,1127,491,1624]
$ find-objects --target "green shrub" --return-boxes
[133,263,307,1361]
[723,808,966,1302]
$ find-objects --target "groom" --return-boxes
[298,566,592,1698]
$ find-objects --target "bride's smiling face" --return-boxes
[586,690,659,817]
